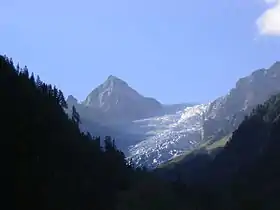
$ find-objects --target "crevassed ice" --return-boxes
[127,104,209,168]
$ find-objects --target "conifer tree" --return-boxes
[71,105,80,125]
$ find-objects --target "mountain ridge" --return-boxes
[79,75,163,123]
[159,61,280,169]
[66,76,199,160]
[66,61,280,168]
[203,61,280,143]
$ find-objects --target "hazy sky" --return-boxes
[1,0,280,104]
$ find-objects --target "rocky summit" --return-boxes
[81,75,162,124]
[67,62,280,168]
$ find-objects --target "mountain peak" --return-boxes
[66,95,78,104]
[105,75,128,88]
[82,75,162,121]
[107,75,120,81]
[270,61,280,70]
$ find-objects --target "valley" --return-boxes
[3,0,280,208]
[3,54,280,210]
[67,62,280,168]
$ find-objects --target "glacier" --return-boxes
[126,103,209,168]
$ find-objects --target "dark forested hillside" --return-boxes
[0,55,189,210]
[157,90,280,210]
[2,54,280,210]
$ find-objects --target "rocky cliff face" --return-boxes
[66,62,280,168]
[203,62,280,142]
[81,75,162,123]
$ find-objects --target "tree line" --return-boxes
[0,55,192,210]
[2,54,280,210]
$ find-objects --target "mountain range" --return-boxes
[4,53,280,210]
[67,61,280,168]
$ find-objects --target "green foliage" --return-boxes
[204,134,231,150]
[159,134,231,169]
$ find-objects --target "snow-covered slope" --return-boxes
[126,104,209,168]
[67,62,280,169]
[66,75,210,168]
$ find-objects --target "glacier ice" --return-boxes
[126,104,210,168]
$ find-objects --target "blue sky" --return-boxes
[1,0,280,104]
